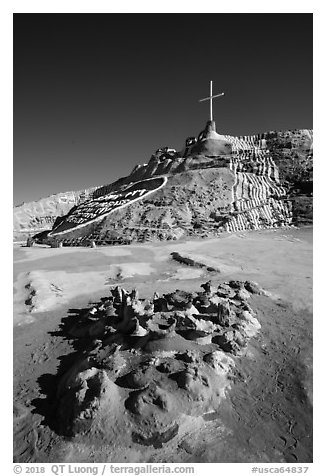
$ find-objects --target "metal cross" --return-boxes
[199,80,225,122]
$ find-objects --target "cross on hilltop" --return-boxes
[199,80,225,122]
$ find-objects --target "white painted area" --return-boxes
[13,262,156,322]
[99,247,132,257]
[50,176,168,236]
[106,262,155,281]
[14,246,132,263]
[170,268,204,280]
[13,228,312,326]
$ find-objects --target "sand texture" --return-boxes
[13,228,312,462]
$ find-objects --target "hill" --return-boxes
[13,122,313,245]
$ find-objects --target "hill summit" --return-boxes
[14,121,313,245]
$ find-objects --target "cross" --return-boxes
[199,80,225,122]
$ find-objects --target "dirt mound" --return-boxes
[55,280,262,444]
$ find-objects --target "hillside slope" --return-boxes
[14,126,313,244]
[13,187,98,242]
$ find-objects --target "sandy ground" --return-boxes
[13,227,313,462]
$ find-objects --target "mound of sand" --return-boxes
[55,279,262,446]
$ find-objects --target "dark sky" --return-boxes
[14,13,313,205]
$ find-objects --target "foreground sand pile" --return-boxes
[56,280,262,446]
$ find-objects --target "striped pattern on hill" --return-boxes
[225,144,293,232]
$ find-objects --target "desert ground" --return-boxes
[13,227,312,463]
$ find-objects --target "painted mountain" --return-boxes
[14,123,313,245]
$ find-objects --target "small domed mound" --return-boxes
[187,121,232,157]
